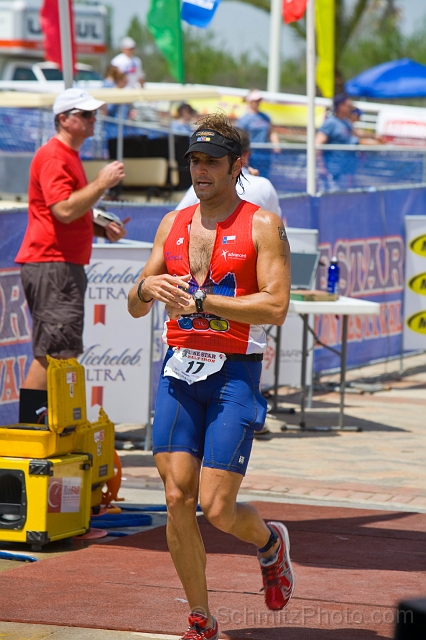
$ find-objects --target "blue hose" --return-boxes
[0,551,38,562]
[92,512,150,521]
[116,504,168,512]
[90,514,152,528]
[114,504,202,512]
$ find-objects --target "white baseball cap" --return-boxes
[246,89,263,102]
[53,88,105,115]
[121,36,136,49]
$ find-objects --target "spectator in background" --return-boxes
[171,102,197,136]
[103,65,127,90]
[350,106,362,123]
[315,93,359,190]
[237,89,279,145]
[102,65,131,119]
[316,94,382,147]
[350,106,386,144]
[315,94,355,147]
[237,89,280,177]
[15,89,126,391]
[111,36,145,88]
[315,94,383,190]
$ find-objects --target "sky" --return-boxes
[21,0,426,63]
[101,0,426,62]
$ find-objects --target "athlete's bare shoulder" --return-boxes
[154,208,182,244]
[162,208,181,230]
[252,207,287,248]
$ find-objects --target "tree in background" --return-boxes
[114,15,306,93]
[107,5,426,100]
[236,0,424,93]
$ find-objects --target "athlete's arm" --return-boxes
[127,210,192,318]
[168,210,290,326]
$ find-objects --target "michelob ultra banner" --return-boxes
[82,242,155,424]
[403,216,426,350]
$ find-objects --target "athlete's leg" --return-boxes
[155,451,214,626]
[199,467,278,557]
[200,467,295,613]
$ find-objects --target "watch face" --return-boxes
[194,290,206,300]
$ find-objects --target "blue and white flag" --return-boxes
[181,0,221,28]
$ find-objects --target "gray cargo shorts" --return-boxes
[20,262,87,358]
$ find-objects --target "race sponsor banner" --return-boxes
[282,187,426,371]
[82,243,154,423]
[314,190,406,372]
[0,208,33,425]
[403,216,426,351]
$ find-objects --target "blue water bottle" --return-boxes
[327,256,340,295]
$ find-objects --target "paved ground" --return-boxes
[0,351,425,639]
[118,352,426,513]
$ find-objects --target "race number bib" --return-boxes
[164,348,226,385]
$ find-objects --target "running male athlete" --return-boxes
[128,113,293,640]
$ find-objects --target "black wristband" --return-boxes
[137,279,153,303]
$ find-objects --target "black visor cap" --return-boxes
[184,129,242,159]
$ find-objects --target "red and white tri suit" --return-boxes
[162,200,266,355]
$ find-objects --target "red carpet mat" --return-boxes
[0,502,425,639]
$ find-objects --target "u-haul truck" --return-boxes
[0,0,107,83]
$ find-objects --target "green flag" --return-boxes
[147,0,184,83]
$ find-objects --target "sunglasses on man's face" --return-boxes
[67,109,97,119]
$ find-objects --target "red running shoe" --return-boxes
[181,613,219,639]
[258,521,294,610]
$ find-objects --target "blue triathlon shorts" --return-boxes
[152,348,268,475]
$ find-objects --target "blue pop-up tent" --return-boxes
[345,58,426,98]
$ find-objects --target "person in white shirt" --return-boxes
[176,128,282,216]
[110,37,145,88]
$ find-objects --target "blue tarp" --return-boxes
[345,58,426,98]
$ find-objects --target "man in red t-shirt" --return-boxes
[16,88,126,390]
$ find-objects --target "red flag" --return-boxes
[40,0,76,71]
[282,0,308,23]
[91,386,103,407]
[94,304,106,325]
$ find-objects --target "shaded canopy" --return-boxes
[0,86,219,108]
[345,59,426,99]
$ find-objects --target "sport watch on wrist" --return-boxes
[193,289,206,313]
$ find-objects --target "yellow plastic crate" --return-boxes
[0,453,92,549]
[0,357,87,459]
[73,407,115,507]
[0,424,76,459]
[46,356,87,434]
